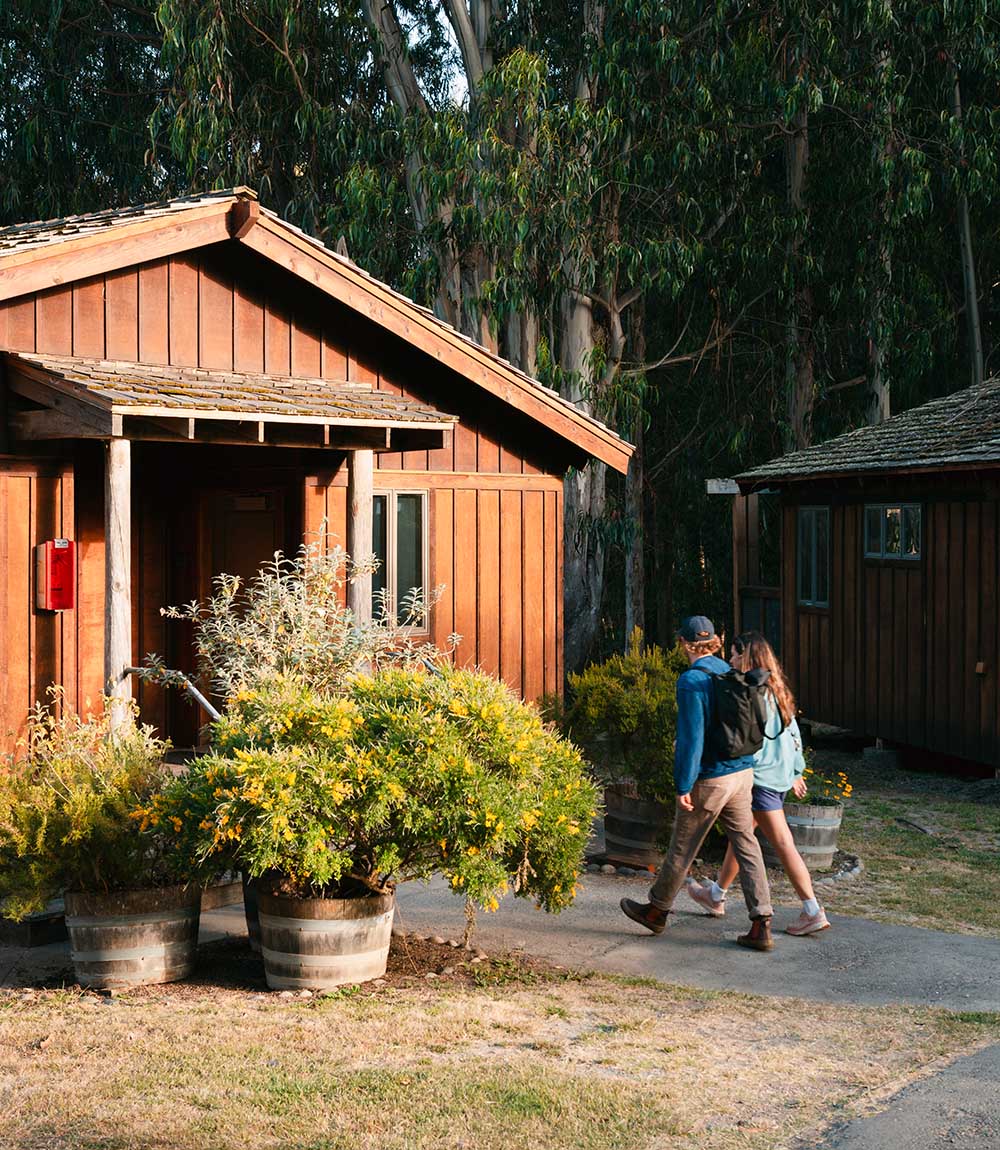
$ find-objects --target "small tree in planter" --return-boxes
[162,667,599,989]
[564,631,689,866]
[0,696,205,989]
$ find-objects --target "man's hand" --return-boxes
[677,792,695,813]
[791,776,808,800]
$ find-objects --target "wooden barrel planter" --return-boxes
[760,801,844,870]
[242,873,261,955]
[257,888,395,991]
[603,785,671,868]
[64,885,201,990]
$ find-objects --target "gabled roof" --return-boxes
[737,377,1000,487]
[0,189,632,473]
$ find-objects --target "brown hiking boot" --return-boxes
[620,897,670,935]
[736,916,774,952]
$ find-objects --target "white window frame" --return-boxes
[373,489,430,633]
[864,503,921,561]
[797,506,830,608]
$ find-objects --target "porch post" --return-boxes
[104,437,132,730]
[346,448,374,627]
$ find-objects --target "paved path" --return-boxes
[817,1043,1000,1149]
[395,872,1000,1012]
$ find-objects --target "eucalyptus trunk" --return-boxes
[784,40,814,452]
[623,302,645,644]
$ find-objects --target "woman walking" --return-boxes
[686,630,830,936]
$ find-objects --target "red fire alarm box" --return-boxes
[36,539,76,611]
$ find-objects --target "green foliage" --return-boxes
[161,667,599,912]
[565,630,689,803]
[0,696,184,920]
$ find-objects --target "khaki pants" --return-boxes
[649,769,772,919]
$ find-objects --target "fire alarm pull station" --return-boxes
[36,539,76,611]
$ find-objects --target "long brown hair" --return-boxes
[731,631,796,727]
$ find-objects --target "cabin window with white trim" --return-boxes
[797,507,830,607]
[864,504,921,560]
[372,491,429,629]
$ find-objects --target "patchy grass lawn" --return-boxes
[2,956,997,1150]
[770,749,1000,937]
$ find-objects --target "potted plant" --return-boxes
[0,695,204,989]
[564,631,689,866]
[762,758,852,870]
[162,667,599,990]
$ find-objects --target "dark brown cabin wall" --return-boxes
[303,468,563,700]
[0,457,76,743]
[782,481,999,767]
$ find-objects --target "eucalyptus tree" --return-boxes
[0,0,167,222]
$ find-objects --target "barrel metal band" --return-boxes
[258,910,393,933]
[260,945,389,968]
[65,908,199,928]
[785,816,842,828]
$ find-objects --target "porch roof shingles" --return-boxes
[737,376,1000,485]
[9,352,457,428]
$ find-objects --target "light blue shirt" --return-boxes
[752,693,806,792]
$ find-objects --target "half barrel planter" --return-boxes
[761,801,844,870]
[603,784,672,868]
[257,889,395,991]
[64,885,201,990]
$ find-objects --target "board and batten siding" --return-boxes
[782,482,1000,768]
[0,241,568,746]
[305,471,563,701]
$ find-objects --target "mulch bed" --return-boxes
[14,932,554,1004]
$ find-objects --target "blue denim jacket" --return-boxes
[674,655,756,796]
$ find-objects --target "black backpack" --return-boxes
[689,666,778,760]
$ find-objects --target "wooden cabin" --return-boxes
[734,380,1000,771]
[0,189,631,750]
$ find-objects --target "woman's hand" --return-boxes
[792,776,808,800]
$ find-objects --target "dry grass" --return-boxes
[2,964,996,1150]
[774,750,1000,937]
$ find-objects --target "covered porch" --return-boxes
[3,351,456,739]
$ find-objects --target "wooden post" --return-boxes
[104,437,132,730]
[346,448,374,626]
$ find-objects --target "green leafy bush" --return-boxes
[565,630,689,803]
[0,696,187,920]
[162,667,598,912]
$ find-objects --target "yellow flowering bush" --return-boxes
[162,668,599,912]
[801,755,853,806]
[565,629,689,802]
[0,695,193,920]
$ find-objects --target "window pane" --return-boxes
[372,495,388,616]
[395,494,424,619]
[865,506,882,556]
[903,505,921,559]
[798,510,814,603]
[815,509,830,605]
[884,507,901,555]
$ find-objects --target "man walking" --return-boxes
[619,615,775,950]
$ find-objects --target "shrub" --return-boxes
[564,629,689,803]
[162,667,599,913]
[801,754,853,806]
[152,540,453,701]
[0,696,187,920]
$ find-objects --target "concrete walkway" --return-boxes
[816,1042,1000,1149]
[395,872,1000,1012]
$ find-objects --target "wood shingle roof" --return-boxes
[737,378,1000,486]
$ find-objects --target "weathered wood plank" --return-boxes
[138,261,169,364]
[104,438,132,729]
[499,489,523,693]
[430,487,455,655]
[453,488,478,670]
[346,449,374,626]
[521,490,545,701]
[198,261,234,370]
[35,287,72,354]
[105,269,139,361]
[168,256,199,367]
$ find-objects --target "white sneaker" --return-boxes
[685,878,725,917]
[785,908,831,936]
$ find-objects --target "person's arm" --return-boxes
[673,677,707,800]
[789,716,809,798]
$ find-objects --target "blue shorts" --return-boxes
[751,785,786,813]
